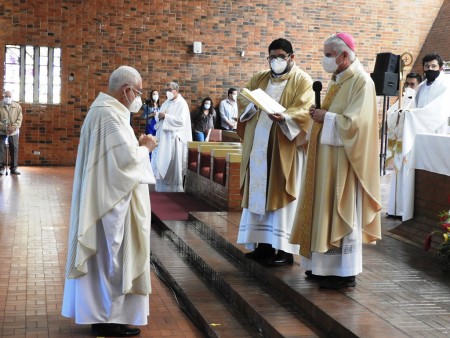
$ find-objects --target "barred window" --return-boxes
[4,45,61,104]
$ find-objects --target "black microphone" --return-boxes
[312,81,322,109]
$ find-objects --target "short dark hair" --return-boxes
[422,52,443,67]
[406,72,422,84]
[268,38,293,54]
[228,88,237,96]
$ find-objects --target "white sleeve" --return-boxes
[320,112,343,146]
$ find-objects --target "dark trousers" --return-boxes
[0,134,19,170]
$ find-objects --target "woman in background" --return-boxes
[143,90,160,137]
[191,97,216,141]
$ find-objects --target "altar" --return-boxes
[405,133,450,221]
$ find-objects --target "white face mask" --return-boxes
[152,94,159,102]
[129,95,142,114]
[166,91,174,100]
[270,59,288,74]
[404,87,416,98]
[204,104,211,110]
[231,94,237,101]
[3,97,12,105]
[125,87,143,113]
[321,54,341,73]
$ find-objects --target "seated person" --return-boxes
[191,97,217,141]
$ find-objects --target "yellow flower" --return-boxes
[444,233,449,242]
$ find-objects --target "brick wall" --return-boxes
[0,0,445,166]
[412,0,450,73]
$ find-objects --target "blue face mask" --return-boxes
[204,104,211,110]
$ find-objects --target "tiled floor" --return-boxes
[1,166,449,338]
[0,167,205,338]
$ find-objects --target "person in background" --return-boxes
[191,97,217,141]
[61,65,158,337]
[386,72,422,218]
[387,53,450,220]
[236,38,314,266]
[143,89,160,137]
[151,81,192,192]
[0,90,23,175]
[290,32,382,289]
[219,88,238,130]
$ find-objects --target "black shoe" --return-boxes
[305,270,325,280]
[10,169,20,175]
[245,243,275,260]
[386,213,402,220]
[267,250,293,266]
[319,276,356,289]
[91,323,141,337]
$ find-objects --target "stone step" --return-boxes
[156,220,326,338]
[150,227,261,338]
[186,211,410,338]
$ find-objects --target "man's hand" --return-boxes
[269,112,286,124]
[7,126,15,134]
[139,134,158,152]
[309,105,326,123]
[158,112,166,120]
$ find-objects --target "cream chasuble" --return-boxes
[62,92,153,325]
[290,60,382,276]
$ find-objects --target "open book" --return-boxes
[240,88,285,115]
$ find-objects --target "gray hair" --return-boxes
[166,82,179,91]
[108,66,141,92]
[324,35,356,62]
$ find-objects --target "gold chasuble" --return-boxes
[237,65,314,211]
[291,59,382,258]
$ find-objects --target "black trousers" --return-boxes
[0,134,19,170]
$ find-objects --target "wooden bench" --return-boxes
[188,141,241,174]
[210,148,242,185]
[198,144,242,179]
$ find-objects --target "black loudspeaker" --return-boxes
[370,72,399,96]
[373,52,400,73]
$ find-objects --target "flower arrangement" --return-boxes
[424,208,450,272]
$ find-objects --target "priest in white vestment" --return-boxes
[62,66,158,337]
[386,72,422,218]
[290,33,382,289]
[388,53,450,221]
[151,82,192,192]
[236,38,314,266]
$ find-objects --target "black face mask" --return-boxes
[424,70,440,82]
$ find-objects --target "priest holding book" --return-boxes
[236,38,314,266]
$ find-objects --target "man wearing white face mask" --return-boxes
[290,33,381,289]
[62,65,158,337]
[0,90,23,175]
[236,38,314,266]
[386,72,422,218]
[151,81,192,192]
[219,88,238,130]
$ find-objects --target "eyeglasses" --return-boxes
[166,88,174,92]
[266,54,291,62]
[130,87,143,96]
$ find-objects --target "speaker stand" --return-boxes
[379,95,391,175]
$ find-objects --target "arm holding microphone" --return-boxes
[309,81,327,123]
